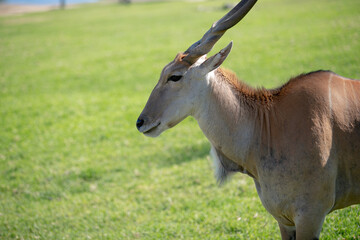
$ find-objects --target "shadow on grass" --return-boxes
[141,140,211,169]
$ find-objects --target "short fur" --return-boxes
[137,1,359,238]
[138,57,360,239]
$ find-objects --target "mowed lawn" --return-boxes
[0,0,359,239]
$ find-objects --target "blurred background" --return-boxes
[0,0,359,239]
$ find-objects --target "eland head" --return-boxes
[136,0,257,137]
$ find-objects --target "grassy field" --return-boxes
[0,0,359,239]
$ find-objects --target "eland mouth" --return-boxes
[136,116,161,136]
[143,122,161,134]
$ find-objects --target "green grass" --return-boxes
[0,0,359,239]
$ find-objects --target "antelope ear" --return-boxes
[200,41,233,73]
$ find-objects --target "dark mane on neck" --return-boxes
[216,68,332,108]
[216,68,277,107]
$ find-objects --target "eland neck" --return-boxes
[193,68,278,180]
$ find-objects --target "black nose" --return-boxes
[136,118,144,130]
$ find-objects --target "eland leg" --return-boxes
[278,222,296,240]
[294,212,326,240]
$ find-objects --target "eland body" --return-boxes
[136,0,360,238]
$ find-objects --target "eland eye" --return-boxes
[167,75,182,82]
